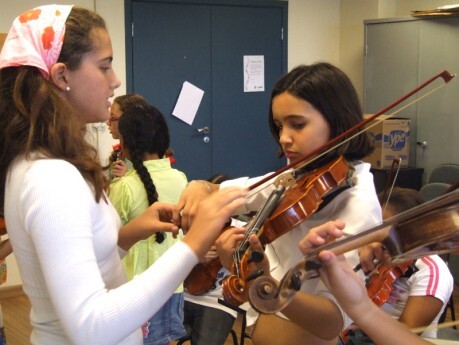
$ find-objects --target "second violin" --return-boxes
[364,261,416,306]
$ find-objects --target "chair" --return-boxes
[428,164,459,185]
[176,327,239,345]
[419,163,459,201]
[176,300,251,345]
[419,182,451,201]
[418,165,459,329]
[218,299,252,345]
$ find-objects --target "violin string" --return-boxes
[246,180,281,201]
[382,158,402,214]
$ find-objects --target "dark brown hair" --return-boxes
[114,93,148,113]
[378,187,425,214]
[0,7,108,213]
[268,62,374,161]
[118,104,170,243]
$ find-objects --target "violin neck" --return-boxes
[234,185,285,259]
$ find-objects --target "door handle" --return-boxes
[416,141,427,149]
[196,126,210,134]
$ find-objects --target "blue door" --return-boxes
[127,0,287,180]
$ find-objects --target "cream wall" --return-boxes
[287,0,340,69]
[0,0,456,287]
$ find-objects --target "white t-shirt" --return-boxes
[380,255,453,338]
[5,156,198,345]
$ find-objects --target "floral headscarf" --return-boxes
[0,5,73,79]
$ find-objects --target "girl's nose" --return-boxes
[279,129,292,145]
[111,72,121,90]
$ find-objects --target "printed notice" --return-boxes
[172,81,204,125]
[243,55,265,92]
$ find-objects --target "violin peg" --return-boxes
[248,250,264,264]
[288,273,302,291]
[305,258,322,271]
[246,269,264,281]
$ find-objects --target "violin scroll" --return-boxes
[249,256,322,314]
[248,276,283,314]
[222,275,249,307]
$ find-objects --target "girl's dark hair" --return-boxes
[268,62,374,161]
[208,174,231,184]
[0,7,108,213]
[378,187,425,214]
[118,105,170,243]
[114,93,148,113]
[104,93,148,169]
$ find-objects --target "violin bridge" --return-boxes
[274,172,295,188]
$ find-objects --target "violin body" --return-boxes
[183,225,234,295]
[260,156,350,244]
[365,261,414,306]
[184,258,222,295]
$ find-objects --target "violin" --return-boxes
[185,186,285,296]
[248,189,459,314]
[365,261,415,306]
[184,223,238,296]
[222,155,350,306]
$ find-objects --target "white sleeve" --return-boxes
[220,172,278,214]
[16,160,198,344]
[409,256,453,304]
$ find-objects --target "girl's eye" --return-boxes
[292,122,306,129]
[101,64,112,72]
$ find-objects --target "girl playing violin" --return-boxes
[297,221,435,345]
[178,62,382,345]
[347,187,453,343]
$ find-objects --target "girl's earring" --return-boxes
[66,86,71,92]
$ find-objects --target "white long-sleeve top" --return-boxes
[221,162,382,328]
[5,156,198,345]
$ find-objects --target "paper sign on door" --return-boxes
[172,81,204,125]
[244,55,265,92]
